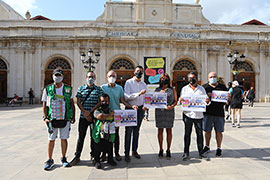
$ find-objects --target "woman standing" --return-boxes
[230,81,244,128]
[155,73,177,159]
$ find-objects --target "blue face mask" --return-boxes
[209,78,217,84]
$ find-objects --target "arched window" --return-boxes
[173,60,196,71]
[110,59,135,70]
[233,62,253,72]
[0,59,7,70]
[47,58,71,70]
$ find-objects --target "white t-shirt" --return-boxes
[42,84,73,106]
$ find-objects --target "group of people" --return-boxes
[41,66,249,171]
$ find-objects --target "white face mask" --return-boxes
[108,77,116,84]
[53,75,63,83]
[87,78,95,85]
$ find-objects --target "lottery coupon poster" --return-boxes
[114,110,137,127]
[144,92,167,108]
[181,95,207,112]
[211,90,229,103]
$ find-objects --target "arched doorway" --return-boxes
[110,58,135,88]
[44,58,72,86]
[233,62,255,91]
[0,59,8,103]
[172,60,198,98]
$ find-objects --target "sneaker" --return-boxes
[95,162,102,169]
[232,123,236,127]
[236,124,241,128]
[115,154,122,161]
[166,150,171,159]
[158,149,163,158]
[132,152,141,159]
[216,148,222,157]
[182,153,189,161]
[201,146,210,155]
[199,153,207,159]
[61,157,70,167]
[44,159,54,170]
[108,160,117,166]
[69,156,80,166]
[125,155,131,163]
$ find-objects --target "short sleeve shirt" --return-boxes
[76,84,103,119]
[203,83,228,117]
[101,84,124,111]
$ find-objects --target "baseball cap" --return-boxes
[53,69,63,75]
[232,81,239,86]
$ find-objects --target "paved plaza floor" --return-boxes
[0,103,270,180]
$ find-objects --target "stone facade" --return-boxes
[0,0,269,102]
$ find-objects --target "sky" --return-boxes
[2,0,270,25]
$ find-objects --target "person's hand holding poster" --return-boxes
[144,92,167,108]
[114,110,137,127]
[181,95,207,112]
[211,90,229,103]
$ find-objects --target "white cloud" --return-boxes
[122,0,270,24]
[3,0,38,16]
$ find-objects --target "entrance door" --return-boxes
[0,71,7,103]
[233,72,255,91]
[115,71,134,88]
[173,71,192,98]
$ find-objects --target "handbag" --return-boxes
[51,120,67,128]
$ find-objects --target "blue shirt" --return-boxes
[76,84,103,119]
[101,84,124,111]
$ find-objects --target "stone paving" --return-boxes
[0,103,270,180]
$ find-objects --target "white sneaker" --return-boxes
[232,123,236,127]
[236,124,240,128]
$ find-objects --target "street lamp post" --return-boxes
[80,48,100,72]
[227,50,245,79]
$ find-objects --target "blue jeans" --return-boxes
[124,106,145,156]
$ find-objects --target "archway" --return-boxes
[110,58,135,88]
[0,59,8,102]
[172,60,198,98]
[44,58,72,86]
[233,61,255,91]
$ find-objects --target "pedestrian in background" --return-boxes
[230,81,244,128]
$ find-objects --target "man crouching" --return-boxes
[92,94,117,169]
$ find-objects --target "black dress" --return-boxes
[230,87,243,109]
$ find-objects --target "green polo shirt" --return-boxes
[101,83,124,110]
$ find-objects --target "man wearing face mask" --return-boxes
[42,68,75,170]
[202,72,228,157]
[101,70,138,161]
[179,72,209,160]
[124,65,148,162]
[70,71,103,166]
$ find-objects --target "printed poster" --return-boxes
[144,57,166,84]
[144,92,167,108]
[181,95,207,112]
[114,110,137,127]
[211,90,229,103]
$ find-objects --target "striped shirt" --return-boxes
[76,84,103,119]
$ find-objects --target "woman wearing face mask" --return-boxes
[155,73,177,159]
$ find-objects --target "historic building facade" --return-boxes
[0,0,269,102]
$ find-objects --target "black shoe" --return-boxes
[166,150,171,159]
[95,162,102,169]
[115,154,122,161]
[199,153,207,159]
[125,155,131,163]
[69,157,80,167]
[108,160,117,166]
[61,157,70,167]
[158,149,163,158]
[132,152,141,159]
[216,148,222,157]
[201,146,210,155]
[182,153,189,161]
[44,159,54,170]
[101,153,107,162]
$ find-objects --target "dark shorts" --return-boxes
[203,114,225,132]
